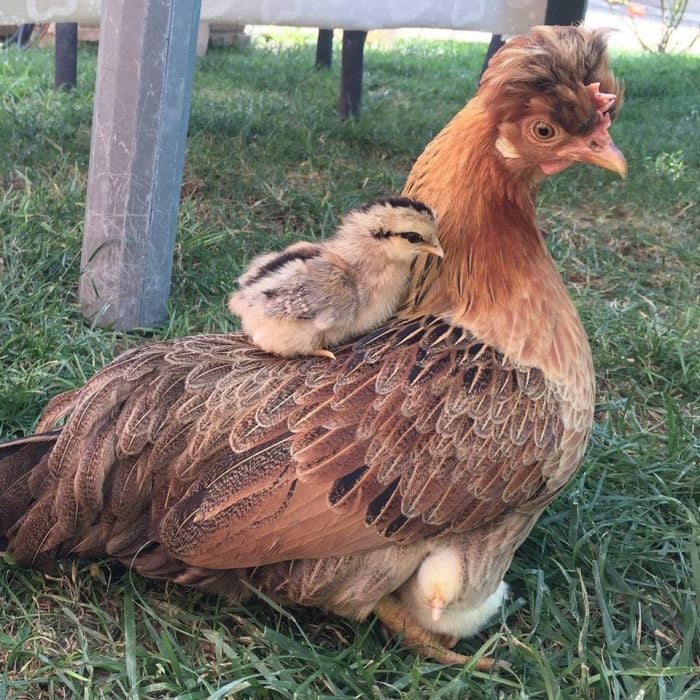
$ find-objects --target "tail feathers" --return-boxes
[35,388,81,433]
[0,433,58,536]
[7,498,63,568]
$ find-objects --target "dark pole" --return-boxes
[544,0,588,24]
[479,34,504,81]
[15,24,35,48]
[315,29,333,69]
[339,30,367,120]
[54,23,78,90]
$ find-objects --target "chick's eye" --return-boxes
[533,121,555,140]
[402,232,423,244]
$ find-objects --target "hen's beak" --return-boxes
[567,139,628,178]
[554,112,627,179]
[418,242,444,258]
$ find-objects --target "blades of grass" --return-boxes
[510,637,562,700]
[202,677,256,699]
[593,538,623,655]
[669,596,698,696]
[577,568,592,697]
[123,587,139,700]
[687,511,700,614]
[240,580,319,659]
[139,613,186,686]
[524,568,547,641]
[624,666,700,677]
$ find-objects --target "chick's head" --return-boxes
[339,197,443,264]
[479,26,627,179]
[415,548,463,622]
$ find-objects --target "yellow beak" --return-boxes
[578,140,628,178]
[557,137,628,179]
[418,242,444,258]
[429,595,446,622]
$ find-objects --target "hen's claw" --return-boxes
[373,595,505,670]
[435,632,460,649]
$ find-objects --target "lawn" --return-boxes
[0,31,698,699]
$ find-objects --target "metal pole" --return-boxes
[545,0,588,24]
[479,34,504,82]
[315,29,333,69]
[80,0,202,329]
[54,23,78,90]
[339,30,367,120]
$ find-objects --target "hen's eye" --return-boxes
[402,232,424,244]
[533,121,555,140]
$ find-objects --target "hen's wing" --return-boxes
[4,318,585,572]
[261,257,359,330]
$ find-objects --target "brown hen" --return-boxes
[0,26,626,667]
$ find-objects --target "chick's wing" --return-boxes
[263,256,360,329]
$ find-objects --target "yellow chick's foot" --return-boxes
[373,595,505,670]
[308,349,336,360]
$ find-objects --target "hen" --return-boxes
[0,27,626,667]
[228,197,442,360]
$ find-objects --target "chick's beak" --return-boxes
[429,595,446,622]
[418,241,444,258]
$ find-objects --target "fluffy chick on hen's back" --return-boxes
[228,197,443,359]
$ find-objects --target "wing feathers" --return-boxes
[154,317,571,568]
[5,317,578,573]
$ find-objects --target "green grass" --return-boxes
[1,33,698,699]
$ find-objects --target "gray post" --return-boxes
[54,23,78,90]
[80,0,202,329]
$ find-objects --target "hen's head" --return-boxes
[479,26,626,179]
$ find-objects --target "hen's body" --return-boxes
[1,26,622,661]
[2,316,573,620]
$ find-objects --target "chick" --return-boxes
[397,547,509,639]
[228,197,442,359]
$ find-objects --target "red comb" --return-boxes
[586,82,616,113]
[589,110,613,149]
[596,110,612,131]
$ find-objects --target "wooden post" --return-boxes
[54,23,77,90]
[315,29,333,69]
[80,0,201,329]
[339,30,367,120]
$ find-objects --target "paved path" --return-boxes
[586,0,700,53]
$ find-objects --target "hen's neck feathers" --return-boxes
[403,100,592,389]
